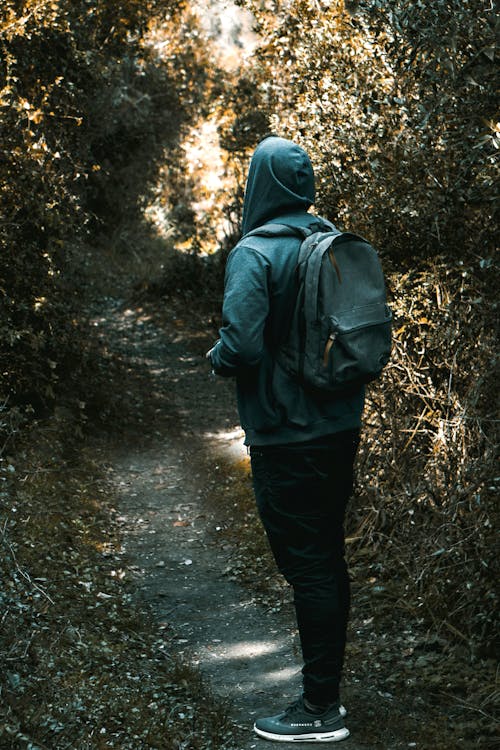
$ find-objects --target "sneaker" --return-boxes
[253,696,349,743]
[306,699,347,718]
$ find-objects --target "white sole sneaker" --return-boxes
[253,724,350,742]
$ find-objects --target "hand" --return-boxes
[206,341,219,362]
[206,346,217,379]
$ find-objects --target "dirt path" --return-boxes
[109,440,307,747]
[87,296,429,750]
[92,299,318,749]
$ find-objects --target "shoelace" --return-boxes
[284,699,306,716]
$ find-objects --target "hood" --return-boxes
[241,137,315,235]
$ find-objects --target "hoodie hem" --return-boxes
[243,413,363,447]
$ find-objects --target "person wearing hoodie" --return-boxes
[207,136,363,743]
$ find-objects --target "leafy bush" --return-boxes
[235,0,497,260]
[0,0,208,436]
[225,0,498,651]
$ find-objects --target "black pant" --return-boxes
[250,429,360,706]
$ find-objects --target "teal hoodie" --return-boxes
[210,137,364,446]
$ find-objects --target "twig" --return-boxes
[438,693,499,723]
[442,620,469,643]
[401,406,433,452]
[1,527,55,606]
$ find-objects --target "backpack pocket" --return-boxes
[323,303,392,389]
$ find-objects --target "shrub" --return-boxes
[0,0,208,435]
[225,0,498,651]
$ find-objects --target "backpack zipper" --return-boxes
[323,332,337,367]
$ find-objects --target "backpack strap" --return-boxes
[243,223,306,240]
[242,216,337,242]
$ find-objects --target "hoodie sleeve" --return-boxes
[210,245,270,376]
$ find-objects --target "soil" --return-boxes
[90,297,378,749]
[93,299,312,749]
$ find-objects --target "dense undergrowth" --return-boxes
[215,0,498,658]
[0,0,212,437]
[207,451,498,748]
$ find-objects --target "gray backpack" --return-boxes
[244,221,392,392]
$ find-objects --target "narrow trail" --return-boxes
[87,296,417,750]
[90,298,317,750]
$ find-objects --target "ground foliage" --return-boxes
[219,0,499,659]
[0,422,234,749]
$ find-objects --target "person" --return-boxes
[207,136,364,743]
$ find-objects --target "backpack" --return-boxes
[244,221,392,392]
